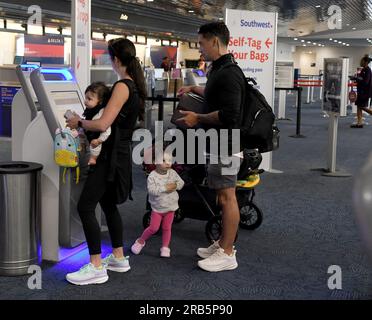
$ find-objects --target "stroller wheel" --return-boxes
[205,215,238,244]
[173,209,185,224]
[239,202,263,230]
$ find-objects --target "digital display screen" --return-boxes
[50,91,85,127]
[193,69,205,77]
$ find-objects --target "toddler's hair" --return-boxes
[151,140,174,164]
[85,82,110,106]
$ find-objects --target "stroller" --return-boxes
[142,148,264,243]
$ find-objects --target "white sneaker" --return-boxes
[160,247,171,258]
[198,248,238,272]
[197,240,221,259]
[102,254,131,273]
[66,263,108,286]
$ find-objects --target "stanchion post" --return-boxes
[157,95,164,121]
[289,87,306,138]
[173,79,178,112]
[311,76,315,102]
[306,77,311,104]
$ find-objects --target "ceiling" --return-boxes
[0,0,371,46]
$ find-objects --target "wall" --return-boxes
[177,42,200,66]
[293,46,372,75]
[0,32,17,65]
[276,42,295,61]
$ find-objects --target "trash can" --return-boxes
[0,162,43,276]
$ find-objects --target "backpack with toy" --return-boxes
[54,127,81,184]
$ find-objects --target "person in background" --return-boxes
[161,57,171,72]
[198,54,207,74]
[351,55,372,128]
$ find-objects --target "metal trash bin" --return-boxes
[0,162,43,276]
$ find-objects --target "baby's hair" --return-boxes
[85,82,110,106]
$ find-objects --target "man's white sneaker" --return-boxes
[66,263,108,286]
[197,240,221,259]
[102,254,131,273]
[197,248,238,272]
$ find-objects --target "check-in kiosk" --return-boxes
[186,69,207,87]
[20,67,89,262]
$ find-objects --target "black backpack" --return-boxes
[221,63,279,153]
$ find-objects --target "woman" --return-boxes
[65,38,146,286]
[351,55,372,128]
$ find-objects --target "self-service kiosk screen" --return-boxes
[193,69,205,77]
[50,91,85,127]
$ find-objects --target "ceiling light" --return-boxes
[120,14,129,21]
[334,40,338,43]
[313,43,317,45]
[301,40,305,43]
[329,38,333,41]
[318,44,322,46]
[188,10,194,13]
[62,27,71,36]
[294,38,298,41]
[303,44,307,47]
[307,41,311,44]
[27,25,43,35]
[6,20,25,31]
[352,27,356,30]
[45,27,60,35]
[315,5,321,8]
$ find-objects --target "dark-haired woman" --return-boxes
[66,38,146,285]
[351,55,372,128]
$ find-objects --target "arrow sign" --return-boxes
[265,38,273,49]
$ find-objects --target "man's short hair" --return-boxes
[198,22,230,47]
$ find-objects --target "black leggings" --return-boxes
[77,160,123,255]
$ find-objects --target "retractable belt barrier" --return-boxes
[275,87,304,138]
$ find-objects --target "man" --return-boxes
[177,22,246,272]
[161,57,171,72]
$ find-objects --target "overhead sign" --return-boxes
[24,35,64,65]
[72,0,91,90]
[225,9,278,171]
